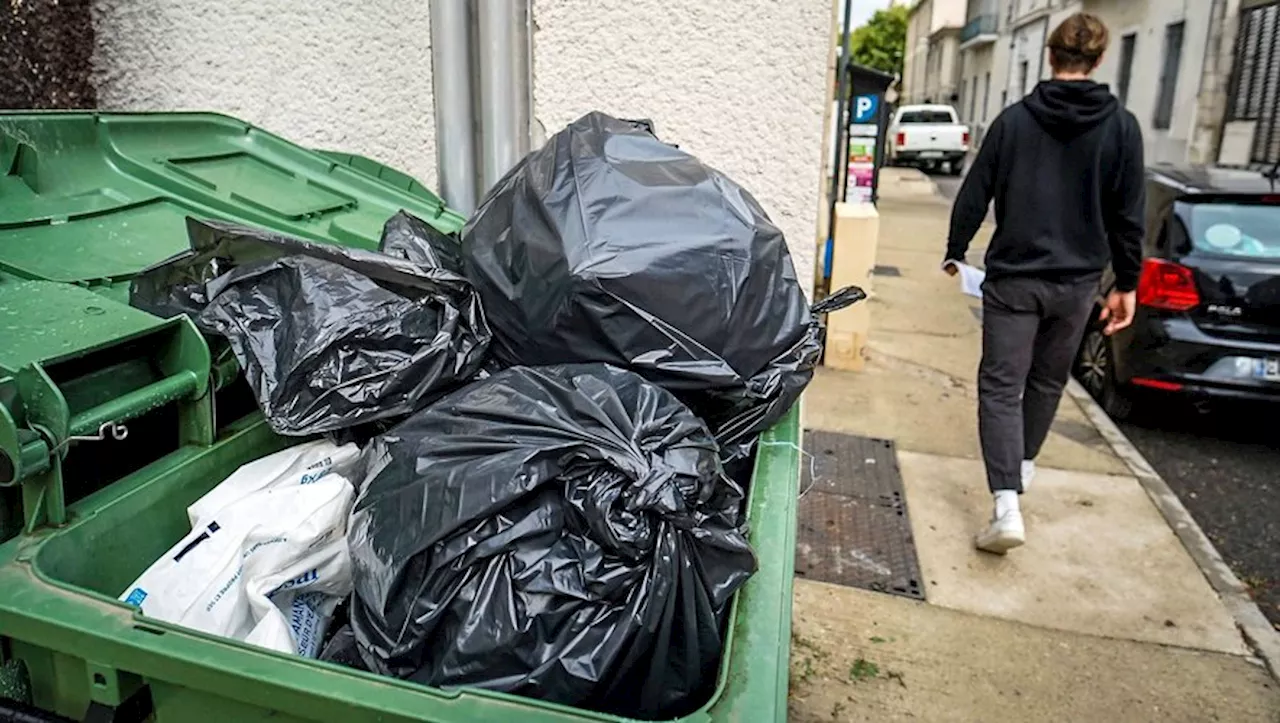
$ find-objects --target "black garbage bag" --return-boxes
[347,364,756,718]
[461,111,864,453]
[319,624,367,671]
[130,213,490,436]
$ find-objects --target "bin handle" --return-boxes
[64,370,200,448]
[50,422,129,454]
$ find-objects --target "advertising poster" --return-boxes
[847,124,877,204]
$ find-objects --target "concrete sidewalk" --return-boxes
[790,170,1280,722]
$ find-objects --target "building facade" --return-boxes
[1082,0,1219,166]
[905,0,1259,167]
[1217,0,1280,168]
[903,0,967,105]
[956,0,1008,143]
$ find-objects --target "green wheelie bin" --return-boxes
[0,111,798,722]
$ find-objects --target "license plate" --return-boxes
[919,151,942,159]
[1252,357,1280,381]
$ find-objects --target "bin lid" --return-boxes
[0,112,465,537]
[0,112,463,289]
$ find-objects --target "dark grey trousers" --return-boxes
[979,275,1097,492]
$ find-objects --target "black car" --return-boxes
[1074,164,1280,419]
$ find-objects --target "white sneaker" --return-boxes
[1020,460,1036,492]
[975,509,1025,554]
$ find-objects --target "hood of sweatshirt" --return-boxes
[1022,80,1119,139]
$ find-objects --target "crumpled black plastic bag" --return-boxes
[130,213,490,436]
[347,364,756,718]
[461,111,863,452]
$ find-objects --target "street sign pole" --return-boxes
[823,0,855,300]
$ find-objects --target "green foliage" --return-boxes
[847,4,910,78]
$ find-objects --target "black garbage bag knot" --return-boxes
[461,111,866,456]
[130,212,490,436]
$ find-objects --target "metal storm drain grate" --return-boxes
[795,431,925,601]
[872,264,901,277]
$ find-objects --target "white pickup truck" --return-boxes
[887,104,970,176]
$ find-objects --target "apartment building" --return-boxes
[1082,0,1218,166]
[905,0,1273,167]
[955,0,1008,143]
[1210,0,1279,168]
[902,0,967,105]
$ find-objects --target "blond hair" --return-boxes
[1047,13,1110,73]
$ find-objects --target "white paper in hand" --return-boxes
[955,263,986,298]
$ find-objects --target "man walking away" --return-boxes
[943,13,1145,554]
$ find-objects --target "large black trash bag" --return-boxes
[130,213,491,436]
[461,111,864,452]
[347,364,756,718]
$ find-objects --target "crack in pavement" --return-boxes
[876,327,974,339]
[868,348,976,396]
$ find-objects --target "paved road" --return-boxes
[1118,399,1280,630]
[934,171,1280,630]
[933,172,963,202]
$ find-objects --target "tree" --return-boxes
[846,4,909,79]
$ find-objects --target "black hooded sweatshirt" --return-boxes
[947,80,1146,291]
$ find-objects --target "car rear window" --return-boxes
[898,110,954,123]
[1187,203,1280,259]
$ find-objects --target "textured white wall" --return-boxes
[92,0,832,291]
[91,0,438,189]
[533,0,831,294]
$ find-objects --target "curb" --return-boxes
[1064,378,1280,680]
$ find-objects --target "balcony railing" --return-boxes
[960,14,999,45]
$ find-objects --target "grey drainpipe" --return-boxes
[476,0,532,197]
[429,0,478,215]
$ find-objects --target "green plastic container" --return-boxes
[0,112,797,722]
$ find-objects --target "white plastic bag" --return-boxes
[186,440,361,526]
[120,441,360,657]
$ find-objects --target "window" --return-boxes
[1117,33,1137,106]
[1185,203,1280,260]
[970,75,979,120]
[1154,21,1185,130]
[1018,60,1029,98]
[1225,1,1280,166]
[962,79,969,120]
[898,110,957,123]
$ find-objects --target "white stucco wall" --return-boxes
[533,0,831,294]
[91,0,831,293]
[91,0,439,189]
[932,0,968,33]
[904,0,930,103]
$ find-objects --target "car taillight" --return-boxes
[896,132,905,147]
[962,131,970,146]
[1137,259,1200,311]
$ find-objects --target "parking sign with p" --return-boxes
[852,94,879,124]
